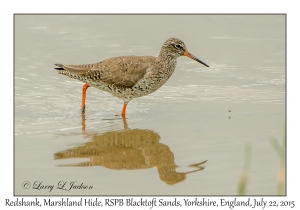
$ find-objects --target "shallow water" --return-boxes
[15,15,285,195]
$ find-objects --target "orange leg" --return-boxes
[121,103,127,117]
[81,113,86,133]
[81,83,90,113]
[121,114,128,129]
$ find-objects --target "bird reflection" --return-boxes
[54,115,207,185]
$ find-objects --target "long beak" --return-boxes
[184,51,209,67]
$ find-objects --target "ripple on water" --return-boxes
[144,84,285,104]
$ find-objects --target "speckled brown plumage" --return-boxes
[55,38,209,116]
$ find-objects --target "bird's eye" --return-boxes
[175,44,182,49]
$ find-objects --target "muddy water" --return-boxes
[15,15,285,195]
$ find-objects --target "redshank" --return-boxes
[55,38,209,116]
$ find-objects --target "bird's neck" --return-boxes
[156,51,177,77]
[158,49,178,61]
[157,50,178,66]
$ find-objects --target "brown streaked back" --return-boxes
[55,55,156,88]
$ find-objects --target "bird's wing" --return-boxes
[56,56,155,88]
